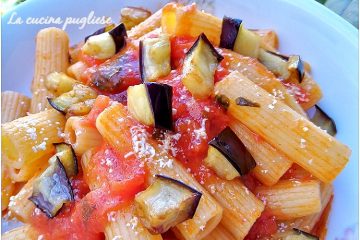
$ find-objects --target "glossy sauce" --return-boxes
[30,144,146,240]
[30,34,313,240]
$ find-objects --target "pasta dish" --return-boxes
[1,3,351,240]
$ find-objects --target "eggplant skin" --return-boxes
[84,24,115,42]
[289,55,305,83]
[84,23,126,54]
[265,50,289,61]
[220,16,242,50]
[155,174,202,219]
[186,33,224,63]
[53,142,78,177]
[209,127,256,176]
[290,228,319,240]
[215,94,230,110]
[109,90,128,105]
[139,40,145,83]
[146,83,173,131]
[29,157,74,218]
[108,23,127,53]
[135,175,202,234]
[309,105,337,136]
[47,97,66,115]
[296,59,305,83]
[235,97,260,107]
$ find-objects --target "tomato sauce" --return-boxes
[80,52,107,67]
[83,143,146,190]
[156,68,229,185]
[81,95,111,128]
[245,210,278,240]
[29,34,308,239]
[31,143,146,240]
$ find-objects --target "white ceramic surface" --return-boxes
[2,0,358,239]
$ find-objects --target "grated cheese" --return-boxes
[130,125,155,160]
[156,156,173,169]
[26,127,37,140]
[193,118,207,142]
[32,141,47,152]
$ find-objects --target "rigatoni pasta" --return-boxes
[203,223,236,240]
[1,91,31,123]
[215,71,350,183]
[2,109,65,181]
[204,179,264,239]
[8,176,37,222]
[287,184,333,232]
[1,225,37,240]
[255,180,321,220]
[252,29,279,51]
[128,7,163,39]
[2,3,350,240]
[223,49,307,116]
[229,120,292,186]
[64,116,103,156]
[30,27,69,113]
[1,166,16,211]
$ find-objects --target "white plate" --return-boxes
[2,0,358,238]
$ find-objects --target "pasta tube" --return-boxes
[162,3,318,114]
[229,120,292,186]
[204,179,264,239]
[203,223,236,240]
[96,103,223,240]
[1,91,31,123]
[255,180,321,220]
[224,49,306,116]
[251,29,279,51]
[128,8,162,39]
[162,3,221,45]
[299,73,323,110]
[67,61,87,81]
[286,184,333,232]
[64,116,103,156]
[1,165,16,211]
[30,27,69,113]
[8,176,37,222]
[2,109,65,182]
[215,71,351,183]
[2,225,37,240]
